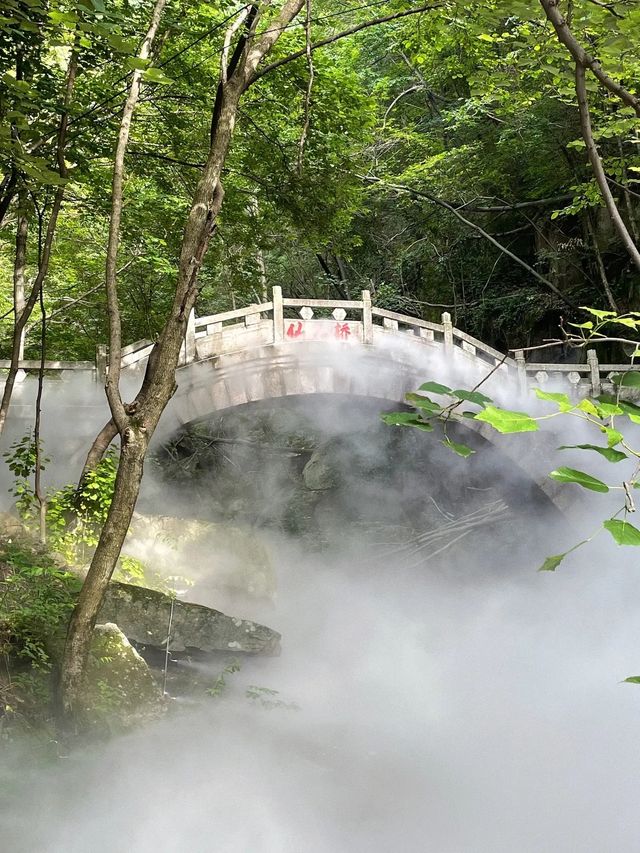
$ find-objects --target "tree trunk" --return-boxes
[59,428,147,721]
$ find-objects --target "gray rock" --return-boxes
[302,445,340,491]
[80,623,165,729]
[99,582,281,656]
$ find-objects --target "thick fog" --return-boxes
[2,347,640,852]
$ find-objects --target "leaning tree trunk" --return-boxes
[59,429,147,720]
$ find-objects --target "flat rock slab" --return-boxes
[99,582,280,657]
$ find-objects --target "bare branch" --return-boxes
[104,0,168,431]
[362,175,578,307]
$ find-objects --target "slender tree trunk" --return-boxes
[13,195,28,364]
[59,431,147,721]
[0,49,78,435]
[585,211,618,311]
[575,64,640,274]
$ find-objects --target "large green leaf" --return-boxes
[619,401,640,424]
[534,388,573,412]
[405,393,442,414]
[558,444,627,463]
[475,406,539,433]
[612,372,640,388]
[548,467,609,492]
[418,381,452,395]
[622,677,640,684]
[604,518,640,545]
[452,389,492,407]
[380,412,434,431]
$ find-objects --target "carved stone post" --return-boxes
[95,344,107,384]
[587,348,601,397]
[362,289,373,345]
[272,286,284,343]
[442,312,453,350]
[183,308,196,364]
[514,349,527,396]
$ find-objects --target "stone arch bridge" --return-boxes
[2,288,638,513]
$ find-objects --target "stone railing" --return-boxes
[3,286,639,398]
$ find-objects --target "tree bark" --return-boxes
[575,63,640,274]
[59,429,147,722]
[539,0,640,117]
[0,48,78,435]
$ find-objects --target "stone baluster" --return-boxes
[184,308,196,364]
[362,289,373,344]
[273,286,284,343]
[514,349,527,396]
[587,348,601,397]
[441,312,453,350]
[95,344,107,384]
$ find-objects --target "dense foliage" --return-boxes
[0,0,639,359]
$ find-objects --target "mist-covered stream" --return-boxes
[2,395,640,852]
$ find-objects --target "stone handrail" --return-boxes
[3,286,639,398]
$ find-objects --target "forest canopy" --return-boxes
[1,0,639,363]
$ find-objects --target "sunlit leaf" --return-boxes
[475,406,538,433]
[578,399,599,416]
[549,467,609,492]
[534,388,573,412]
[580,307,617,318]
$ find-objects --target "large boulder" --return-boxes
[302,444,340,491]
[98,582,281,656]
[80,623,165,730]
[125,513,276,600]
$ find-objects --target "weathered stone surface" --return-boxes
[302,444,340,491]
[99,582,281,656]
[126,513,276,600]
[80,623,165,729]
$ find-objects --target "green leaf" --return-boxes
[538,553,567,572]
[126,57,151,71]
[441,438,475,458]
[452,389,493,406]
[142,67,175,85]
[596,402,623,417]
[622,676,640,684]
[418,381,452,395]
[619,401,640,424]
[534,388,574,412]
[602,427,623,447]
[475,406,539,434]
[604,518,640,545]
[611,372,640,388]
[558,444,627,462]
[549,467,609,492]
[580,307,617,319]
[568,321,593,330]
[578,399,599,416]
[380,412,434,431]
[405,393,442,414]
